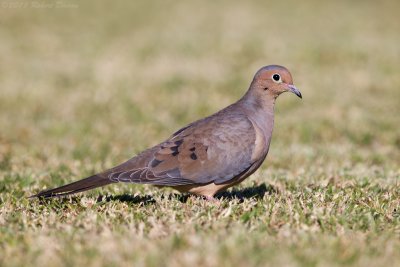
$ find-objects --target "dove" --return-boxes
[31,65,302,199]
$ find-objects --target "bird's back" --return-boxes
[104,102,259,186]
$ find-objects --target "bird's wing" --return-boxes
[107,113,256,185]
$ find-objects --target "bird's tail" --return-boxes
[30,174,116,198]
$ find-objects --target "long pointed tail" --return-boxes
[30,175,116,198]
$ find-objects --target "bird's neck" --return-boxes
[239,91,276,119]
[238,92,276,140]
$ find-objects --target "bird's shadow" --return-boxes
[98,183,275,205]
[216,183,274,200]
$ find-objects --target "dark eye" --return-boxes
[272,74,281,82]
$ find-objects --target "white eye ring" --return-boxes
[272,73,282,83]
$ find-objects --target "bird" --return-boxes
[31,65,302,200]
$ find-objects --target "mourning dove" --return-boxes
[31,65,302,199]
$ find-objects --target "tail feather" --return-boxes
[30,175,116,198]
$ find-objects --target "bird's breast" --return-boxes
[249,116,273,162]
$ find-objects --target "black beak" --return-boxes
[288,84,302,99]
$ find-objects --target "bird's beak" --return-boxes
[288,84,302,99]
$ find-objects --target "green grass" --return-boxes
[0,0,399,266]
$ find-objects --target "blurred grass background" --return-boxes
[0,0,399,266]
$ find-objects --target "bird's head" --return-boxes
[250,65,302,99]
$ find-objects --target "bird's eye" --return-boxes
[272,74,281,82]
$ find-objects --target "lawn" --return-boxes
[0,1,399,266]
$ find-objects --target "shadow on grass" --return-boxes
[98,183,274,205]
[98,194,157,205]
[216,183,274,200]
[33,183,275,206]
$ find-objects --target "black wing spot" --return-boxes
[174,140,183,146]
[150,159,163,168]
[190,153,197,160]
[189,147,196,151]
[172,125,191,137]
[172,151,179,156]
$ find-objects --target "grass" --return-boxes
[0,0,399,266]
